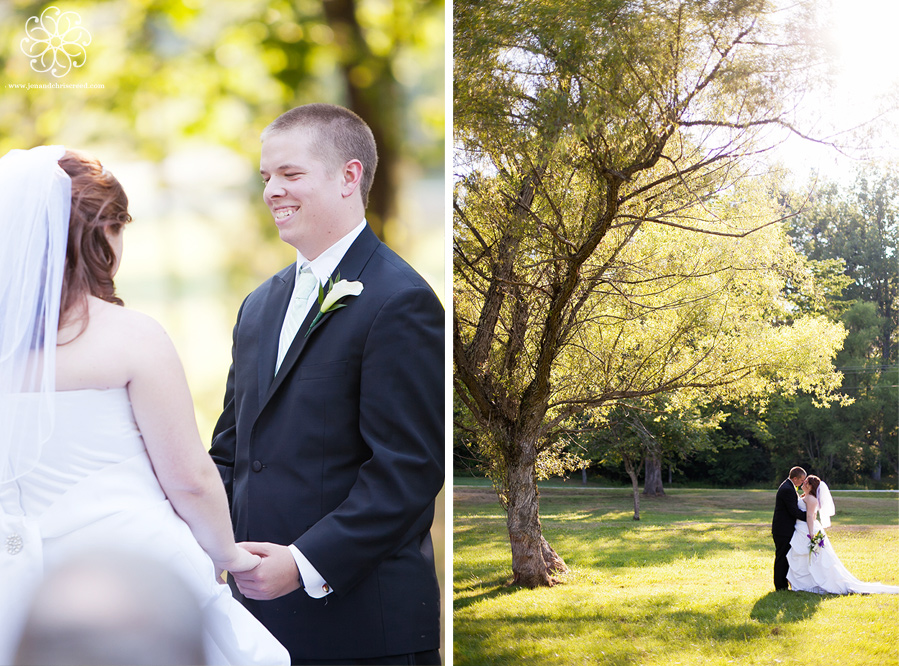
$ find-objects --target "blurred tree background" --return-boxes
[0,0,445,436]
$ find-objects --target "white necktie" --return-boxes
[275,267,319,374]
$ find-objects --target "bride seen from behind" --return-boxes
[54,150,259,580]
[0,146,289,665]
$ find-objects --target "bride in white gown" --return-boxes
[0,146,289,664]
[786,475,899,595]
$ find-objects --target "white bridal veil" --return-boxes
[0,145,70,485]
[816,480,835,528]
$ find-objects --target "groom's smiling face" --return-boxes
[260,128,345,258]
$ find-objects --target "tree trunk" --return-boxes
[871,417,883,481]
[321,0,399,240]
[642,449,665,496]
[581,465,588,486]
[505,448,568,587]
[622,455,641,520]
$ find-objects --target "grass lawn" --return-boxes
[453,481,899,665]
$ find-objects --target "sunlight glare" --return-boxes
[775,0,899,181]
[829,0,899,122]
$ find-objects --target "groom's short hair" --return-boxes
[261,103,378,208]
[788,466,806,480]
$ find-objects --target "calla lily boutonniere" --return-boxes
[305,273,364,337]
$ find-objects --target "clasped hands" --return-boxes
[226,542,304,600]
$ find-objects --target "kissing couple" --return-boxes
[0,104,444,665]
[771,466,898,595]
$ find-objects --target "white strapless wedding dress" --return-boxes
[786,496,899,595]
[0,388,289,665]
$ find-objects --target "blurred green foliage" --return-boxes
[0,0,445,238]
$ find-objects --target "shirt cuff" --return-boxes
[287,544,333,599]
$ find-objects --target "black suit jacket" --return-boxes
[210,226,444,661]
[771,478,807,538]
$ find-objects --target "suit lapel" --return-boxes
[261,226,381,408]
[257,265,295,408]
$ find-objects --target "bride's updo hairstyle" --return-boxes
[57,150,131,325]
[806,475,822,497]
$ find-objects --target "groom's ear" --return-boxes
[339,159,364,199]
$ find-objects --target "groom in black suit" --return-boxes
[771,466,807,591]
[210,104,444,664]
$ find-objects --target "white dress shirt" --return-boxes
[282,219,367,341]
[281,219,366,599]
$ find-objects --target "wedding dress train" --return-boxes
[0,388,289,664]
[786,496,899,595]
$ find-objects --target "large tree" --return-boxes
[454,0,846,587]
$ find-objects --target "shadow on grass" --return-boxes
[454,592,797,666]
[749,590,825,624]
[545,522,749,571]
[453,576,519,611]
[454,520,767,593]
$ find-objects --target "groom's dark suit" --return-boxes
[771,478,807,590]
[210,225,444,662]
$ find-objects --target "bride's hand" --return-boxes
[218,545,262,574]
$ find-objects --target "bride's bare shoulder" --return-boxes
[94,298,167,338]
[60,298,168,347]
[56,297,181,390]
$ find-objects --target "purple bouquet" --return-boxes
[807,530,826,556]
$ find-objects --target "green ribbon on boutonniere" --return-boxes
[305,272,364,337]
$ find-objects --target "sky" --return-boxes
[775,0,899,182]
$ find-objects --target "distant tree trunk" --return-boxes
[622,454,643,520]
[320,0,399,240]
[505,440,568,587]
[581,465,588,486]
[871,417,883,481]
[668,464,673,485]
[643,449,665,496]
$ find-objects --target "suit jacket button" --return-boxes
[252,460,263,472]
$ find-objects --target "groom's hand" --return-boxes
[230,542,302,600]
